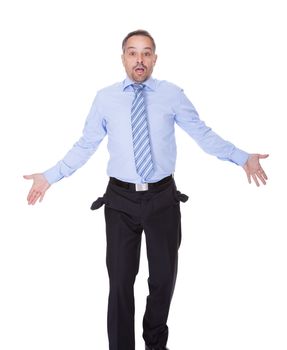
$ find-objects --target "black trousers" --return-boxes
[93,177,186,350]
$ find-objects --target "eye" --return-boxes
[144,52,151,57]
[128,51,136,56]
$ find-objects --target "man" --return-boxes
[24,30,268,350]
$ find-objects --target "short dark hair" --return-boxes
[122,29,156,52]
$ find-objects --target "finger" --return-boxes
[27,191,35,205]
[27,186,38,203]
[30,192,41,205]
[39,192,45,203]
[28,190,40,205]
[260,170,268,180]
[23,175,33,180]
[251,174,260,187]
[256,172,267,185]
[258,154,269,159]
[246,171,251,184]
[257,167,268,181]
[27,188,34,203]
[31,196,39,205]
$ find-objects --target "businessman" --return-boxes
[24,29,268,350]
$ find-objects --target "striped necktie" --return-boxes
[131,84,154,180]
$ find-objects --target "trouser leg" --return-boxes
[142,199,181,348]
[105,205,142,350]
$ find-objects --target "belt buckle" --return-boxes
[135,183,149,191]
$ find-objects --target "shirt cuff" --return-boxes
[43,164,64,184]
[230,148,250,166]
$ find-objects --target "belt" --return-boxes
[109,175,173,191]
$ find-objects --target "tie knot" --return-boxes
[132,83,144,93]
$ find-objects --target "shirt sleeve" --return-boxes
[173,89,249,166]
[43,94,107,184]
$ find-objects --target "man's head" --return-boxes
[121,30,157,83]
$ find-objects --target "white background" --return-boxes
[0,0,286,349]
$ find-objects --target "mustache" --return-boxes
[133,64,146,69]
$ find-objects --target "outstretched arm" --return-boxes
[243,154,269,186]
[23,174,51,205]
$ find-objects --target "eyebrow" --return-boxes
[126,46,153,51]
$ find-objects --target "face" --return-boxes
[121,35,157,83]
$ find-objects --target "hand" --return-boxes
[243,154,269,186]
[23,173,51,205]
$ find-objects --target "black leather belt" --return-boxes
[109,175,173,191]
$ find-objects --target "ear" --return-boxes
[153,54,158,66]
[121,53,125,66]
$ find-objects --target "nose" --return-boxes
[136,53,144,63]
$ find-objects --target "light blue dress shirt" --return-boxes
[43,77,249,184]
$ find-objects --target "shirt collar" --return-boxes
[122,76,156,92]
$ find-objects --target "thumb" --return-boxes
[258,154,269,159]
[23,174,34,180]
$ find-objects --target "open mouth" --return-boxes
[134,66,145,75]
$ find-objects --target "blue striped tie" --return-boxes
[131,84,154,180]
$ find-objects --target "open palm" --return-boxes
[23,173,51,205]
